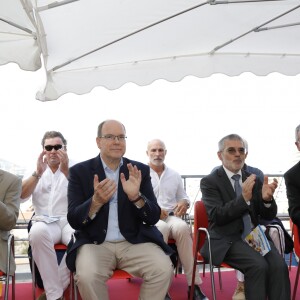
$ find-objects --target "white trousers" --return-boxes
[29,219,74,300]
[156,216,202,285]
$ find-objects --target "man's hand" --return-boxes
[57,149,69,177]
[120,163,141,201]
[242,174,256,201]
[93,175,117,205]
[174,200,189,217]
[262,176,278,201]
[36,150,48,176]
[160,209,169,220]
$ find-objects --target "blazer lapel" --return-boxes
[92,155,106,182]
[117,158,129,210]
[217,167,236,201]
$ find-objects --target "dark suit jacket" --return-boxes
[66,155,173,272]
[284,161,300,226]
[200,166,277,265]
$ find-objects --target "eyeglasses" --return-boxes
[223,147,246,155]
[44,144,64,151]
[99,135,127,142]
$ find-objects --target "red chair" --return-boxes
[111,269,133,280]
[0,234,15,300]
[290,219,295,272]
[190,200,232,300]
[291,221,300,300]
[73,269,133,300]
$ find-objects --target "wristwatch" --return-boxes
[32,171,41,179]
[132,192,147,209]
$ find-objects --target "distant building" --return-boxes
[0,158,26,178]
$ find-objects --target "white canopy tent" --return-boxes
[0,0,41,70]
[1,0,300,101]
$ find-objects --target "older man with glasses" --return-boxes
[201,133,290,300]
[21,131,74,300]
[66,119,174,300]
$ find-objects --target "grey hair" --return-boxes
[295,124,300,142]
[147,139,166,151]
[218,134,245,151]
[243,139,249,153]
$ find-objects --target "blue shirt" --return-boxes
[101,157,126,242]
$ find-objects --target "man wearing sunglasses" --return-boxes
[21,131,74,300]
[66,120,174,300]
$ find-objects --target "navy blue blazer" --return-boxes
[66,155,173,272]
[200,166,277,265]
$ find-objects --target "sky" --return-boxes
[1,62,299,176]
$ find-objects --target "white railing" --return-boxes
[181,174,288,217]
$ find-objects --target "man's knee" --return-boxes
[29,223,49,243]
[75,268,102,285]
[148,256,174,282]
[246,257,268,277]
[172,221,191,240]
[156,222,170,242]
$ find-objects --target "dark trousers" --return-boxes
[224,239,290,300]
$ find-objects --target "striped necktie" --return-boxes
[232,174,252,239]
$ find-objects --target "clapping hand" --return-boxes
[262,176,278,202]
[93,175,117,205]
[57,148,69,177]
[120,163,141,201]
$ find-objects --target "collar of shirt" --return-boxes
[222,166,242,189]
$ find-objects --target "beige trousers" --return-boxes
[156,216,202,286]
[75,241,174,300]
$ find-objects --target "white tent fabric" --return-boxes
[1,0,300,100]
[0,0,41,70]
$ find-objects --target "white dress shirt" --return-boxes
[150,165,189,212]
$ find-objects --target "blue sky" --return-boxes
[1,63,299,176]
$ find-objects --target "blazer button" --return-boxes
[103,229,107,234]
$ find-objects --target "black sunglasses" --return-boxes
[44,144,63,151]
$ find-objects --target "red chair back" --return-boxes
[293,223,300,257]
[193,201,209,252]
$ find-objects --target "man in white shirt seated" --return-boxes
[21,131,74,300]
[146,139,208,300]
